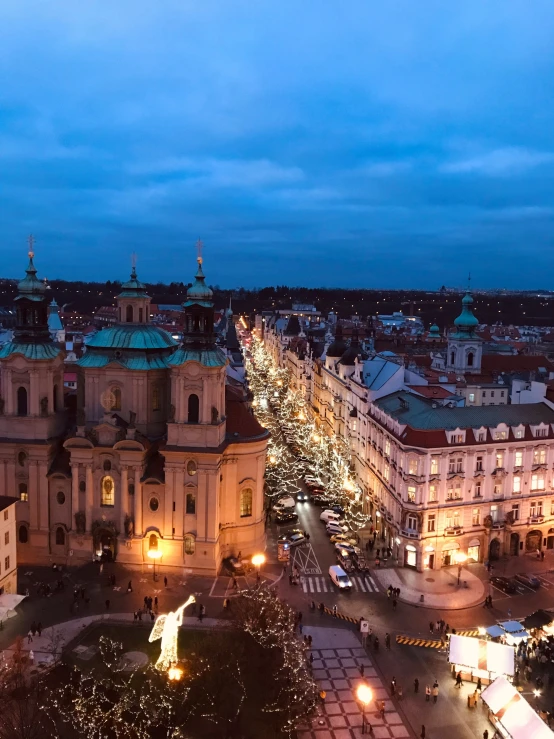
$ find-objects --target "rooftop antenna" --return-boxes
[196,238,204,265]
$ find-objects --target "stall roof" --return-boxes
[486,625,505,638]
[481,676,553,739]
[499,621,525,633]
[449,634,514,677]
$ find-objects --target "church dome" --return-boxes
[185,261,213,306]
[117,266,149,299]
[86,324,178,351]
[454,292,479,330]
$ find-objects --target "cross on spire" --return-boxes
[196,238,204,265]
[28,234,35,259]
[131,252,137,270]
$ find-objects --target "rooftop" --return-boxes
[0,496,19,512]
[374,390,554,430]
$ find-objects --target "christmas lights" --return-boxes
[149,594,195,671]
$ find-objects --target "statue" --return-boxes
[124,514,134,539]
[149,596,196,671]
[169,404,176,422]
[74,511,86,534]
[76,407,86,426]
[128,410,136,429]
[40,396,48,417]
[211,406,219,424]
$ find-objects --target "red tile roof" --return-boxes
[406,385,456,399]
[225,386,269,441]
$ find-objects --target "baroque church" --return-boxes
[0,247,269,574]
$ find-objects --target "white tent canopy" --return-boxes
[449,635,514,677]
[0,593,26,622]
[481,676,553,739]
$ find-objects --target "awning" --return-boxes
[449,635,514,677]
[486,625,506,638]
[499,621,525,634]
[481,675,553,739]
[523,610,554,630]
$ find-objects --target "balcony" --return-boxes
[513,466,524,474]
[529,515,545,524]
[491,521,505,531]
[492,467,506,477]
[444,526,464,537]
[401,529,421,540]
[532,463,547,472]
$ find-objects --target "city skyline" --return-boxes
[2,1,554,288]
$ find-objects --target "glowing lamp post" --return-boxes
[456,553,467,585]
[252,553,266,584]
[356,683,372,734]
[148,548,163,581]
[168,665,184,681]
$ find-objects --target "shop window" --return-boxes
[240,488,253,518]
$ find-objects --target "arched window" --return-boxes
[184,534,195,555]
[79,480,86,493]
[111,387,121,411]
[188,394,199,423]
[128,482,135,496]
[149,533,158,550]
[467,352,474,367]
[450,351,455,366]
[103,459,112,471]
[55,527,65,546]
[152,385,161,412]
[17,451,27,467]
[126,305,134,323]
[18,525,28,544]
[18,483,28,502]
[101,476,115,506]
[53,384,59,411]
[186,460,197,477]
[240,488,253,518]
[186,493,196,515]
[17,387,28,416]
[139,308,143,323]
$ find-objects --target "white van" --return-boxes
[273,496,296,512]
[329,565,352,590]
[320,510,340,523]
[326,521,348,536]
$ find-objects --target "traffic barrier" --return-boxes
[396,634,443,649]
[322,606,359,624]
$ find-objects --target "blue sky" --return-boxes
[1,1,554,288]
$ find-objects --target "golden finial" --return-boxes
[28,234,35,259]
[196,238,204,265]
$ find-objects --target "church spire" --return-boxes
[12,236,52,344]
[183,241,215,346]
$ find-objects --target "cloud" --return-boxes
[441,147,554,176]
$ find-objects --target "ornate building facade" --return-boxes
[0,248,268,574]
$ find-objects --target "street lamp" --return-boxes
[148,549,163,581]
[356,683,372,734]
[252,553,266,585]
[168,665,184,681]
[456,553,467,585]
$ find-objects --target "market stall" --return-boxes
[481,675,553,739]
[485,621,529,646]
[449,634,515,685]
[0,593,26,623]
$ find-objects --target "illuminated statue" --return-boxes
[148,595,195,671]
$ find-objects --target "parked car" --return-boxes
[278,530,306,547]
[275,511,299,524]
[514,573,541,589]
[320,510,341,523]
[334,542,356,556]
[329,533,358,545]
[326,521,349,536]
[310,494,329,505]
[273,496,296,511]
[490,576,517,594]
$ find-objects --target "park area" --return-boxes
[0,589,319,739]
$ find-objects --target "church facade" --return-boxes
[0,249,268,574]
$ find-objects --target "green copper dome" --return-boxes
[429,322,440,335]
[454,292,479,330]
[16,254,46,303]
[117,266,149,300]
[184,260,213,307]
[85,325,178,351]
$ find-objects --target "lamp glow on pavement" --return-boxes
[356,684,372,706]
[252,553,266,568]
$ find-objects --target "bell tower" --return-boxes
[447,280,482,375]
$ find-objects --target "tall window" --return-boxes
[450,351,455,365]
[430,457,439,475]
[186,493,196,515]
[152,385,161,412]
[494,482,503,496]
[149,533,158,550]
[111,387,121,411]
[514,450,523,468]
[490,505,498,523]
[384,439,390,456]
[407,514,417,530]
[53,384,59,412]
[455,457,463,473]
[407,486,416,503]
[495,452,504,469]
[184,534,195,555]
[101,476,115,506]
[531,474,545,491]
[467,352,474,367]
[533,449,546,465]
[475,456,483,472]
[408,458,418,475]
[513,476,521,494]
[383,463,390,482]
[240,488,253,518]
[126,305,134,323]
[429,484,437,502]
[512,504,520,521]
[472,508,480,525]
[18,525,28,544]
[18,483,28,502]
[474,481,482,498]
[427,514,436,533]
[188,394,200,423]
[55,527,65,546]
[453,510,460,528]
[17,387,28,416]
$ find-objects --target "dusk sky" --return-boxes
[2,1,554,288]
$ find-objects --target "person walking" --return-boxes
[390,677,396,696]
[477,677,482,692]
[414,678,419,693]
[27,630,33,644]
[455,672,463,688]
[483,731,489,739]
[37,622,42,637]
[105,599,110,610]
[154,596,158,610]
[429,621,434,634]
[420,726,426,739]
[432,682,439,703]
[31,621,37,637]
[425,685,431,702]
[127,581,132,593]
[360,663,365,678]
[385,633,391,650]
[164,576,168,588]
[392,598,397,610]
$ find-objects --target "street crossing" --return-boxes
[300,574,379,594]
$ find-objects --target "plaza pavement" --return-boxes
[372,566,485,610]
